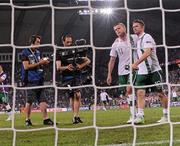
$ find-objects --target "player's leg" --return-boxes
[25,102,33,126]
[37,88,54,125]
[157,92,168,122]
[39,102,48,119]
[134,89,145,124]
[102,101,107,111]
[126,86,136,124]
[69,90,78,124]
[152,71,168,123]
[73,90,83,124]
[0,92,12,121]
[119,75,136,123]
[134,75,148,124]
[69,90,74,113]
[25,87,35,126]
[4,103,12,121]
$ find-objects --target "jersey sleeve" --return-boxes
[21,49,29,61]
[56,50,61,61]
[143,34,156,49]
[110,43,117,57]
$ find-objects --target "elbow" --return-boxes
[56,66,60,71]
[87,59,91,65]
[84,57,91,65]
[57,67,62,72]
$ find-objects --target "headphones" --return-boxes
[30,35,41,44]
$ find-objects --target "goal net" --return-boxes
[0,0,180,146]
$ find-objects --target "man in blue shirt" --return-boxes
[22,35,54,126]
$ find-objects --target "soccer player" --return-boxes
[100,90,111,111]
[132,19,168,124]
[21,35,54,126]
[0,65,12,121]
[107,23,137,124]
[56,34,91,124]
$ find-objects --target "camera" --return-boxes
[43,54,54,62]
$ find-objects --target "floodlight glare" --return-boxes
[78,8,113,15]
[102,8,112,14]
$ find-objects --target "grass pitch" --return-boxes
[0,107,180,146]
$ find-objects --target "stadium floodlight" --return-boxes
[99,8,112,14]
[78,8,113,15]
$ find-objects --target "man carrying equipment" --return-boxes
[21,35,54,126]
[56,34,91,124]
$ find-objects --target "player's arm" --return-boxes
[107,56,116,85]
[132,48,152,70]
[76,56,91,70]
[56,52,74,72]
[23,59,49,70]
[22,53,49,70]
[56,60,74,72]
[0,74,6,83]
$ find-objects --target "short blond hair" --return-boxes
[113,23,126,32]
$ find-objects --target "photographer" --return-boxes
[56,34,91,124]
[21,35,54,126]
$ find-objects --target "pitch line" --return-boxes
[100,139,180,146]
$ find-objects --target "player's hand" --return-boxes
[132,63,138,70]
[39,58,50,65]
[66,64,74,71]
[76,64,82,70]
[107,75,112,85]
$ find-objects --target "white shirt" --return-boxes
[100,92,109,101]
[172,91,177,98]
[110,35,138,75]
[136,33,161,75]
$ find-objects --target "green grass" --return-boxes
[0,107,180,146]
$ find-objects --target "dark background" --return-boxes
[0,0,179,86]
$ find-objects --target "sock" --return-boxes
[163,108,168,117]
[137,108,144,117]
[127,95,136,117]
